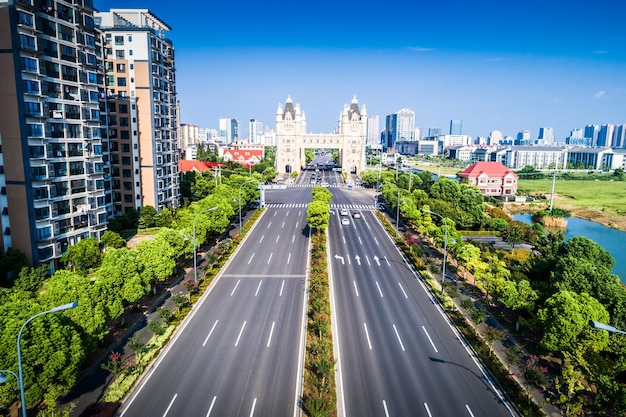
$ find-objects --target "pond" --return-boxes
[514,213,626,283]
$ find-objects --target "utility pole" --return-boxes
[549,170,556,212]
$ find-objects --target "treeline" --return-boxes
[364,167,626,415]
[0,172,263,413]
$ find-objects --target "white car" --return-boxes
[340,208,349,216]
[320,181,329,187]
[341,218,350,226]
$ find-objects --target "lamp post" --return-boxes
[423,209,448,295]
[0,369,19,389]
[589,320,626,335]
[239,179,259,235]
[17,302,78,417]
[193,206,218,284]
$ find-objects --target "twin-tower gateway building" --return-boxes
[275,96,367,175]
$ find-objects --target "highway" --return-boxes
[327,186,516,417]
[119,190,311,417]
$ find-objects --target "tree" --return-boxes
[500,223,525,248]
[311,186,332,205]
[97,248,150,304]
[538,290,609,356]
[60,238,102,276]
[499,279,538,312]
[307,200,330,233]
[14,265,48,293]
[156,208,174,228]
[0,248,28,282]
[138,205,157,229]
[136,234,176,282]
[100,230,126,250]
[429,177,461,204]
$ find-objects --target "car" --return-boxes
[310,179,316,184]
[352,211,361,219]
[340,208,349,216]
[320,181,329,187]
[341,218,350,226]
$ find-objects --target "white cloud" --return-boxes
[594,90,606,98]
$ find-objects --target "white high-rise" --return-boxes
[366,115,380,147]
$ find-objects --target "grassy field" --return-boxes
[405,162,463,176]
[517,179,626,213]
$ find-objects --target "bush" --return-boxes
[147,320,165,336]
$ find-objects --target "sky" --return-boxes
[99,0,626,141]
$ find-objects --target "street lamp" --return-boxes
[0,369,19,390]
[192,206,219,284]
[16,302,78,417]
[589,320,626,335]
[239,179,259,235]
[423,209,448,295]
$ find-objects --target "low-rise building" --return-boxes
[458,162,518,197]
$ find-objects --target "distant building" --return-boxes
[219,118,238,143]
[489,130,504,145]
[384,109,415,150]
[458,162,518,197]
[180,124,199,149]
[249,119,263,144]
[516,130,531,146]
[366,115,380,147]
[537,127,554,144]
[450,119,462,135]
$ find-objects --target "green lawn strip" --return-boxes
[302,232,337,417]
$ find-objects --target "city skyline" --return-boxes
[101,0,626,141]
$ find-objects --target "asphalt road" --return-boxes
[327,186,517,417]
[118,198,310,417]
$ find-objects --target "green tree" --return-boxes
[138,205,157,229]
[311,186,332,205]
[100,230,126,250]
[499,279,538,312]
[429,177,461,205]
[14,265,48,293]
[500,223,525,248]
[538,290,609,356]
[97,248,150,304]
[307,200,330,233]
[156,208,174,227]
[0,248,28,282]
[60,238,102,276]
[136,234,176,282]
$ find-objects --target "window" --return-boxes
[128,35,133,42]
[118,103,128,113]
[85,34,96,47]
[60,44,76,61]
[58,24,74,42]
[129,50,133,56]
[117,77,127,87]
[87,72,98,84]
[35,207,50,220]
[89,91,99,102]
[115,36,124,45]
[119,117,129,126]
[106,61,113,72]
[19,34,36,51]
[24,102,41,117]
[21,57,37,72]
[18,11,34,27]
[122,156,131,165]
[120,130,130,139]
[23,79,39,94]
[116,63,126,72]
[115,50,125,59]
[27,123,43,137]
[61,65,77,82]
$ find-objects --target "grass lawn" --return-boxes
[517,179,626,212]
[405,162,463,177]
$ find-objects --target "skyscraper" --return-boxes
[385,109,415,150]
[0,0,111,264]
[450,119,462,135]
[96,9,179,214]
[538,127,554,144]
[218,118,238,143]
[249,119,263,143]
[366,115,380,147]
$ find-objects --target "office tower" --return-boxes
[414,127,421,141]
[0,0,111,265]
[179,124,199,149]
[428,127,443,137]
[538,127,554,143]
[450,119,462,135]
[366,115,380,147]
[612,124,626,148]
[597,124,614,147]
[96,9,179,214]
[218,118,238,143]
[515,130,531,145]
[584,124,599,146]
[385,109,415,150]
[488,130,503,145]
[249,119,263,144]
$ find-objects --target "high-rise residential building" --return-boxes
[584,124,599,146]
[612,124,626,148]
[384,109,415,150]
[450,119,462,135]
[597,124,614,147]
[537,127,554,144]
[488,130,503,145]
[96,9,179,214]
[249,119,263,144]
[0,0,111,265]
[366,115,380,147]
[179,124,199,149]
[218,118,239,143]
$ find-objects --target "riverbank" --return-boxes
[504,197,626,232]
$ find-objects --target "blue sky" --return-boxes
[100,0,626,140]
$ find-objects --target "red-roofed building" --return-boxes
[457,161,518,197]
[221,148,264,166]
[178,160,213,174]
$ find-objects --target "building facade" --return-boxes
[179,123,198,149]
[458,162,518,197]
[384,108,415,150]
[96,9,179,214]
[0,0,111,265]
[275,96,367,174]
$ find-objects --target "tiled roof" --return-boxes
[178,160,211,173]
[458,161,518,179]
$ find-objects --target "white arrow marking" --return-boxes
[355,255,361,265]
[374,256,380,266]
[335,254,344,265]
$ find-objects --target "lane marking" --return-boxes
[374,237,379,245]
[292,235,295,243]
[365,255,371,266]
[281,221,285,228]
[205,396,217,417]
[234,321,247,347]
[422,325,439,352]
[376,281,384,298]
[353,281,359,297]
[298,210,301,216]
[286,210,289,217]
[162,394,177,417]
[267,222,272,228]
[466,405,475,417]
[248,253,255,264]
[363,323,373,350]
[295,221,299,228]
[259,235,264,243]
[347,254,351,265]
[267,321,275,347]
[424,403,433,417]
[287,253,292,264]
[230,280,241,296]
[202,320,219,347]
[249,398,257,417]
[267,252,273,264]
[383,400,390,417]
[280,280,285,296]
[342,236,346,244]
[358,236,363,245]
[398,282,409,299]
[273,211,277,216]
[393,324,406,351]
[255,280,263,296]
[384,256,390,266]
[276,235,280,243]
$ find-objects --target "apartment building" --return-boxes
[95,9,179,214]
[0,0,111,265]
